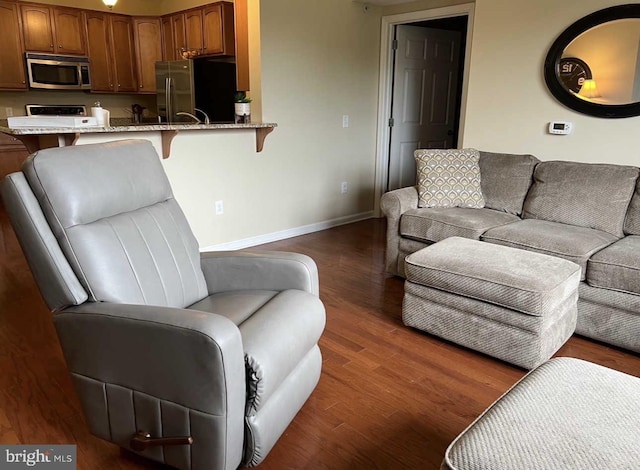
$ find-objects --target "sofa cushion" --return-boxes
[481,219,618,280]
[400,207,519,244]
[414,148,485,208]
[625,177,640,235]
[587,236,640,296]
[404,237,580,317]
[522,161,639,237]
[478,151,539,216]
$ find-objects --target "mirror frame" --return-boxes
[544,4,640,118]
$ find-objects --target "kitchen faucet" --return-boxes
[194,108,211,124]
[176,108,211,124]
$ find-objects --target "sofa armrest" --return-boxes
[54,302,245,416]
[380,187,419,274]
[200,251,320,296]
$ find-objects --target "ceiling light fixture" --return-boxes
[103,0,117,9]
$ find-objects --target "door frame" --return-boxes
[373,3,475,215]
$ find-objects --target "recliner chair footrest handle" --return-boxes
[130,431,193,452]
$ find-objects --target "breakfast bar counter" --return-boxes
[0,121,278,157]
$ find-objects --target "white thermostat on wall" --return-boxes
[548,121,572,135]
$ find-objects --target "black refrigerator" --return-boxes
[156,59,237,123]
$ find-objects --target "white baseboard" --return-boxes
[202,211,375,251]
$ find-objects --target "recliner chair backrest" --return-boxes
[2,140,207,310]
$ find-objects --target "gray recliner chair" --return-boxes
[1,139,325,470]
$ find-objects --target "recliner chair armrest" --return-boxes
[200,251,320,296]
[54,302,245,416]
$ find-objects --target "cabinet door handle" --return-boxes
[58,45,62,48]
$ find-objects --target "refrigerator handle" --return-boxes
[165,77,172,123]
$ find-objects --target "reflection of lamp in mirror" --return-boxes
[579,79,600,99]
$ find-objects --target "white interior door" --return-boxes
[387,25,462,191]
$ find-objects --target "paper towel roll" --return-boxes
[91,106,105,126]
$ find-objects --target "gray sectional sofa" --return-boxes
[381,151,640,353]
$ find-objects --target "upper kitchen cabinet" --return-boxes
[133,17,162,94]
[158,11,186,60]
[20,3,86,55]
[161,16,176,61]
[185,8,204,55]
[203,2,234,56]
[84,11,137,93]
[161,2,234,59]
[0,1,27,90]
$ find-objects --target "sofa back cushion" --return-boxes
[478,151,539,215]
[522,161,639,237]
[625,177,640,235]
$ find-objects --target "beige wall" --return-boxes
[8,0,640,248]
[461,0,640,164]
[164,0,382,247]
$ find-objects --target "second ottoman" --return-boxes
[403,237,581,369]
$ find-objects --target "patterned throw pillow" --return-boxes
[415,148,485,208]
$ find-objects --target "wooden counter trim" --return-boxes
[161,130,178,159]
[0,123,277,158]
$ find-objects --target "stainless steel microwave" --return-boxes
[26,53,91,90]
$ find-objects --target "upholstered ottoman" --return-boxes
[442,357,640,469]
[403,237,581,369]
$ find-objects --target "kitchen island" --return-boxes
[0,121,277,158]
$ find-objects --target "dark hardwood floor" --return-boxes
[2,214,640,469]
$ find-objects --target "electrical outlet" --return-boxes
[215,200,224,215]
[342,115,349,128]
[5,107,13,117]
[341,181,348,194]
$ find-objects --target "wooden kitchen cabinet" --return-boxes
[0,1,27,90]
[203,3,234,56]
[0,134,29,210]
[84,11,137,93]
[161,15,176,60]
[0,134,29,181]
[170,12,186,58]
[133,17,162,94]
[20,3,86,55]
[162,10,197,60]
[84,11,113,92]
[111,15,138,92]
[162,2,234,59]
[185,9,204,55]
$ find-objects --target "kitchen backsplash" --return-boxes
[0,90,157,120]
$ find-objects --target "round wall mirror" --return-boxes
[544,4,640,118]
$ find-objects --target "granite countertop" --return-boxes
[0,118,278,155]
[0,118,277,135]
